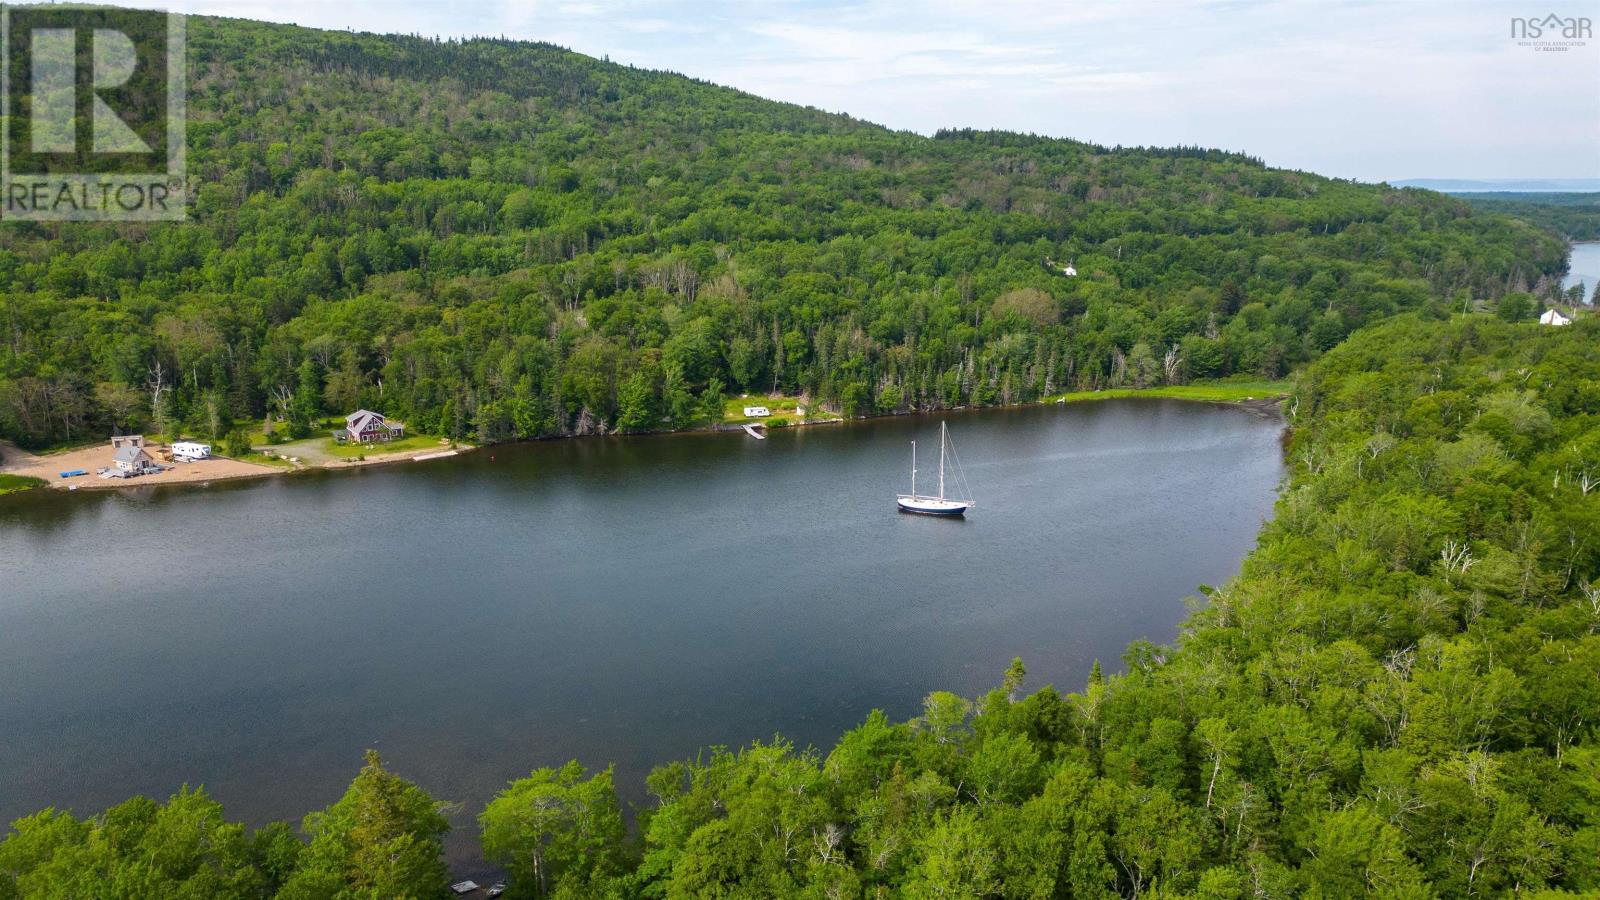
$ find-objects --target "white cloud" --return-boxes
[139,0,1600,180]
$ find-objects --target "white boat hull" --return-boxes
[897,495,972,516]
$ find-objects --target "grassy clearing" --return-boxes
[722,394,838,425]
[247,417,343,447]
[1043,379,1291,406]
[235,452,299,468]
[0,474,47,496]
[324,434,450,459]
[240,417,449,462]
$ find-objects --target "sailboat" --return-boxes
[897,422,974,516]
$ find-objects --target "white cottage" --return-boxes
[113,445,160,476]
[1540,308,1572,326]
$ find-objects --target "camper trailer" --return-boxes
[171,441,212,461]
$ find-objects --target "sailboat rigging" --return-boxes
[896,422,975,516]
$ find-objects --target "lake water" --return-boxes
[1565,241,1600,304]
[0,399,1284,866]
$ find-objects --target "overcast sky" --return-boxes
[148,0,1599,183]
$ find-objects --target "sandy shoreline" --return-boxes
[0,442,282,491]
[0,439,469,494]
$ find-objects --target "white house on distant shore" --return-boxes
[1540,308,1572,326]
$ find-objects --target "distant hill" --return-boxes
[1452,192,1600,241]
[1391,177,1600,193]
[0,15,1568,449]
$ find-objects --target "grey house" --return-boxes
[113,445,161,476]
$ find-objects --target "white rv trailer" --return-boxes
[171,441,212,461]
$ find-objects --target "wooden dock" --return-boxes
[741,423,766,440]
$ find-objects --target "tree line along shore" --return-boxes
[0,18,1575,459]
[0,379,1286,496]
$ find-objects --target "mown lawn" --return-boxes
[323,434,451,459]
[246,417,343,447]
[234,452,298,468]
[722,394,833,424]
[1044,379,1291,405]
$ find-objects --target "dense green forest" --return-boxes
[5,313,1598,897]
[1455,193,1600,243]
[0,17,1571,450]
[5,11,1598,899]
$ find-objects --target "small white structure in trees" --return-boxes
[1062,263,1077,277]
[1540,308,1572,326]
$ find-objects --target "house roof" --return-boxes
[114,445,150,464]
[346,409,394,432]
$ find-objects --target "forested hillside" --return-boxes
[1456,193,1600,243]
[5,314,1598,897]
[0,16,1569,448]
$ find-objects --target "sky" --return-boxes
[140,0,1599,183]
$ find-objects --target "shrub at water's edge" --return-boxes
[0,475,46,496]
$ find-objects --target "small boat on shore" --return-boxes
[896,422,974,516]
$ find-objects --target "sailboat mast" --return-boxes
[938,423,947,500]
[910,441,917,498]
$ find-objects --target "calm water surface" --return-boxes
[1565,241,1600,304]
[1,399,1283,865]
